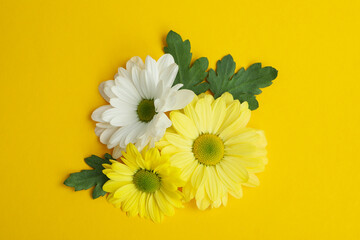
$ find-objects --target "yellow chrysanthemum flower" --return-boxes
[102,143,184,223]
[156,92,267,210]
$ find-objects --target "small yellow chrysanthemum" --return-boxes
[156,92,267,210]
[102,143,184,223]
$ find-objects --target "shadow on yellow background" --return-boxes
[0,0,359,239]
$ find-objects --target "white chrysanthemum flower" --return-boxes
[92,54,194,159]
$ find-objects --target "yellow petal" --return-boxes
[161,145,178,155]
[134,154,146,169]
[220,92,234,106]
[205,167,220,201]
[190,163,205,189]
[182,182,195,201]
[155,139,170,149]
[138,192,147,218]
[103,179,131,193]
[161,179,177,192]
[160,188,183,208]
[110,161,134,175]
[225,144,267,158]
[165,133,192,149]
[203,94,214,105]
[102,163,112,169]
[216,164,243,199]
[215,164,237,191]
[243,173,260,187]
[237,156,267,172]
[217,100,241,134]
[195,98,212,133]
[195,170,207,201]
[152,197,163,223]
[179,160,198,181]
[144,148,161,169]
[183,99,201,130]
[170,111,199,139]
[126,143,141,159]
[141,145,149,159]
[104,172,134,182]
[224,128,267,147]
[107,192,122,208]
[220,159,249,183]
[228,184,243,199]
[195,182,211,210]
[114,184,137,199]
[146,194,162,223]
[154,191,175,216]
[169,151,194,168]
[222,192,228,206]
[122,189,140,215]
[210,97,227,134]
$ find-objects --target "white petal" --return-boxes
[153,78,165,100]
[153,113,172,133]
[110,98,136,111]
[99,80,116,102]
[100,127,118,144]
[95,126,105,136]
[108,126,133,148]
[108,122,144,148]
[126,56,144,71]
[91,105,112,122]
[112,146,124,159]
[171,83,183,91]
[102,108,123,122]
[141,69,156,99]
[110,112,137,127]
[116,67,130,80]
[157,54,175,72]
[96,122,111,129]
[124,121,147,146]
[135,131,152,151]
[145,55,159,86]
[154,86,175,112]
[162,89,194,112]
[113,77,141,104]
[159,63,178,89]
[131,67,146,99]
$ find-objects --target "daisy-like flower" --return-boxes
[156,92,268,210]
[92,54,194,158]
[102,143,184,223]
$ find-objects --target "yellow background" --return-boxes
[1,0,359,239]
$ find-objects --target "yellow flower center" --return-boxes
[192,134,224,166]
[133,169,161,193]
[137,99,156,123]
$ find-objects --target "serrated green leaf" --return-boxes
[208,54,278,110]
[104,153,113,160]
[164,30,209,94]
[64,154,113,199]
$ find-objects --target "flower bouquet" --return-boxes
[64,30,278,223]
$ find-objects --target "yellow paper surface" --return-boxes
[0,0,359,239]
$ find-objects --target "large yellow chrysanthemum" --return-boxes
[156,92,267,210]
[102,143,184,223]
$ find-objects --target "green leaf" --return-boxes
[208,54,278,110]
[64,154,113,199]
[164,30,209,94]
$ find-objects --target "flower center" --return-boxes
[133,169,161,193]
[137,99,156,123]
[193,134,224,166]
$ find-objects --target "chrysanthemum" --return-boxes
[92,54,194,158]
[156,92,268,210]
[102,143,184,223]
